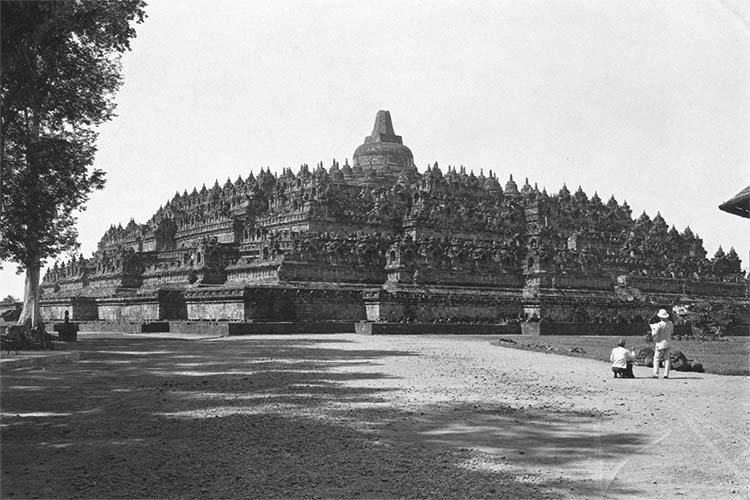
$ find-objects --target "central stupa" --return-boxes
[352,110,415,180]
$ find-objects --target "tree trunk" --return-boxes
[18,262,43,330]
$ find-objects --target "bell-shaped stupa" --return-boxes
[352,110,415,180]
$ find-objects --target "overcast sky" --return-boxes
[2,0,749,298]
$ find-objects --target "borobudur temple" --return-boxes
[40,111,749,333]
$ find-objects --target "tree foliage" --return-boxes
[678,302,742,336]
[1,0,146,266]
[1,295,20,304]
[0,0,146,327]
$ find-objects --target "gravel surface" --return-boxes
[1,334,748,499]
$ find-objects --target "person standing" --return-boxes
[651,308,674,378]
[610,339,636,378]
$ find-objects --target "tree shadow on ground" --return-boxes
[1,337,651,499]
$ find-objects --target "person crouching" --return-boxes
[610,338,636,378]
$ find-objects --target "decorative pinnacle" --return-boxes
[373,110,394,135]
[365,110,403,145]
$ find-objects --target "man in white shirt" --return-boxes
[651,308,674,379]
[610,338,636,378]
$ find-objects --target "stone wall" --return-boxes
[227,260,386,285]
[621,276,747,298]
[308,220,398,237]
[56,278,87,293]
[408,267,524,288]
[684,280,746,297]
[244,287,365,321]
[365,287,524,323]
[225,322,355,335]
[278,261,385,285]
[141,270,192,288]
[98,298,161,321]
[41,290,186,322]
[536,298,644,324]
[226,261,281,284]
[78,321,144,333]
[40,297,99,322]
[167,321,230,336]
[184,285,366,322]
[356,322,521,335]
[174,219,236,246]
[521,321,649,336]
[548,274,614,290]
[185,288,247,321]
[88,274,142,289]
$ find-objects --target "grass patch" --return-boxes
[496,335,750,376]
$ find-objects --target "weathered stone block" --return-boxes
[53,322,78,341]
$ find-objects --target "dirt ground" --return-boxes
[1,333,748,499]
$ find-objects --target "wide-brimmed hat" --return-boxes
[657,309,670,319]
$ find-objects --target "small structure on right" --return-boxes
[719,186,750,219]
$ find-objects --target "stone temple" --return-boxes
[40,111,749,333]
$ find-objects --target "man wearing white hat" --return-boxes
[651,308,674,378]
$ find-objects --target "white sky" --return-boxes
[2,0,749,298]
